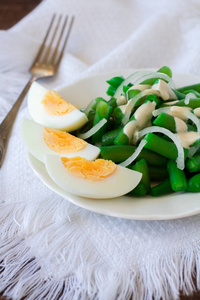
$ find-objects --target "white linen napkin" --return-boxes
[1,0,200,299]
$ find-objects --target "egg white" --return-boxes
[27,82,88,131]
[21,118,100,163]
[44,154,142,199]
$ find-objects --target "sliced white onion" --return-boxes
[83,98,96,116]
[188,144,200,158]
[122,89,159,125]
[114,70,153,98]
[133,72,175,89]
[77,118,107,140]
[119,139,147,167]
[137,126,185,170]
[186,110,200,133]
[184,92,196,105]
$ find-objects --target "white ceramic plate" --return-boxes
[27,69,200,220]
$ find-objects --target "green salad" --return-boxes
[76,66,200,197]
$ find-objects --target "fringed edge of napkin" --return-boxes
[0,200,200,300]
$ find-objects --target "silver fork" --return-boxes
[0,14,75,168]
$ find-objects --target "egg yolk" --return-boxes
[42,90,76,115]
[61,157,117,181]
[43,128,87,153]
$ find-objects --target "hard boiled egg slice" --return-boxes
[27,82,88,131]
[44,155,142,199]
[21,118,100,163]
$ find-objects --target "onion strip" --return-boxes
[119,139,147,167]
[137,126,185,170]
[77,118,107,140]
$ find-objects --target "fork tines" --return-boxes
[32,14,75,69]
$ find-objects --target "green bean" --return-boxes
[131,159,150,194]
[107,97,117,109]
[172,89,186,100]
[114,128,130,145]
[140,66,172,85]
[145,94,163,107]
[162,98,200,109]
[167,160,187,192]
[91,101,113,144]
[123,83,133,93]
[182,89,200,97]
[150,178,173,197]
[177,83,200,94]
[153,112,176,133]
[127,89,140,100]
[113,106,124,125]
[106,86,116,97]
[129,182,147,196]
[148,166,169,181]
[102,128,121,146]
[106,76,124,88]
[186,153,200,173]
[143,132,188,161]
[99,145,168,167]
[187,173,200,192]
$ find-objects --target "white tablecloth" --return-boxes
[1,0,200,299]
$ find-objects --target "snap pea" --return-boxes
[167,160,187,192]
[187,173,200,192]
[150,178,173,197]
[91,101,113,144]
[143,132,188,161]
[131,159,150,194]
[99,145,168,167]
[186,153,200,173]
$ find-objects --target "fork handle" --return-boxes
[0,76,37,167]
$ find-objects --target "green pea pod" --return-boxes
[150,178,173,197]
[131,159,150,194]
[187,173,200,192]
[167,160,187,192]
